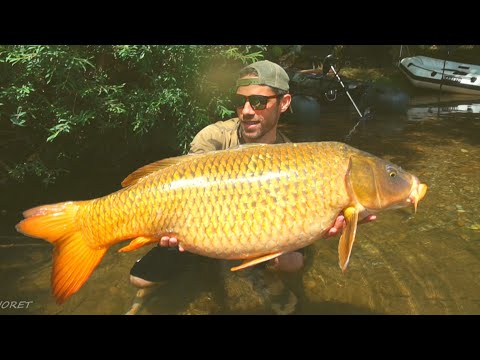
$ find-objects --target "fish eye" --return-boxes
[386,165,397,178]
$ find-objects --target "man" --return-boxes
[127,60,375,312]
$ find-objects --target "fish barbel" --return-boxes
[16,142,427,304]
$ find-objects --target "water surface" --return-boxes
[2,95,480,315]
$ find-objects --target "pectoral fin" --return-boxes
[338,206,359,272]
[230,251,284,271]
[118,236,158,252]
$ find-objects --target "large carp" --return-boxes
[16,142,427,304]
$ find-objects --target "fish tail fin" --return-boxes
[16,201,107,304]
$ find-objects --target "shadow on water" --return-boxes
[2,93,480,315]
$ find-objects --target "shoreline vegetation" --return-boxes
[2,45,479,189]
[281,45,480,94]
[1,45,479,238]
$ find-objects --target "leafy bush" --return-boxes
[0,45,266,185]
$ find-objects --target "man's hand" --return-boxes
[326,213,376,237]
[158,213,377,249]
[159,236,185,252]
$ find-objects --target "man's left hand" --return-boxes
[326,214,377,237]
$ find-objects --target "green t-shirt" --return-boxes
[189,118,290,154]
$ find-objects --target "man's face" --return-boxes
[235,81,291,143]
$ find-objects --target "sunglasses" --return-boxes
[231,94,281,110]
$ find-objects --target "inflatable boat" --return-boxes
[399,55,480,95]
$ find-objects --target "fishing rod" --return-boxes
[438,46,455,116]
[323,54,365,120]
[438,53,448,115]
[439,46,458,91]
[322,55,372,141]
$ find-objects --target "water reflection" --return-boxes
[1,94,480,315]
[284,95,480,315]
[407,102,480,122]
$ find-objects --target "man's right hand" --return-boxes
[159,236,185,252]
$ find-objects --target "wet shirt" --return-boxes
[189,118,290,154]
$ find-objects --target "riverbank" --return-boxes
[291,45,480,96]
[340,66,411,91]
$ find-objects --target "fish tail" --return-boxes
[16,201,107,304]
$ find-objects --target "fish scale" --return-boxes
[80,144,321,255]
[16,141,427,304]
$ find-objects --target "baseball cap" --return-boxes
[236,60,289,91]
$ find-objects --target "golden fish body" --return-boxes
[16,142,427,303]
[82,142,350,257]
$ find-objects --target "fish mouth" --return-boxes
[407,180,428,213]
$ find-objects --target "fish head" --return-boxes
[346,154,427,212]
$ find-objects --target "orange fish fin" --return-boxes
[16,201,81,243]
[16,201,107,304]
[118,236,158,252]
[230,251,283,271]
[121,154,200,187]
[338,206,359,272]
[52,233,107,304]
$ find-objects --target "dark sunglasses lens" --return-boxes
[232,94,246,108]
[232,95,272,110]
[248,95,268,110]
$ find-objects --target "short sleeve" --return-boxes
[189,124,225,154]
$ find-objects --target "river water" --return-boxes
[1,94,480,315]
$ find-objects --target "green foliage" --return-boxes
[0,45,267,184]
[7,158,68,186]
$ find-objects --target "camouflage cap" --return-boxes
[236,60,289,91]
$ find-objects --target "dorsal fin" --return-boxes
[121,144,269,187]
[121,154,198,187]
